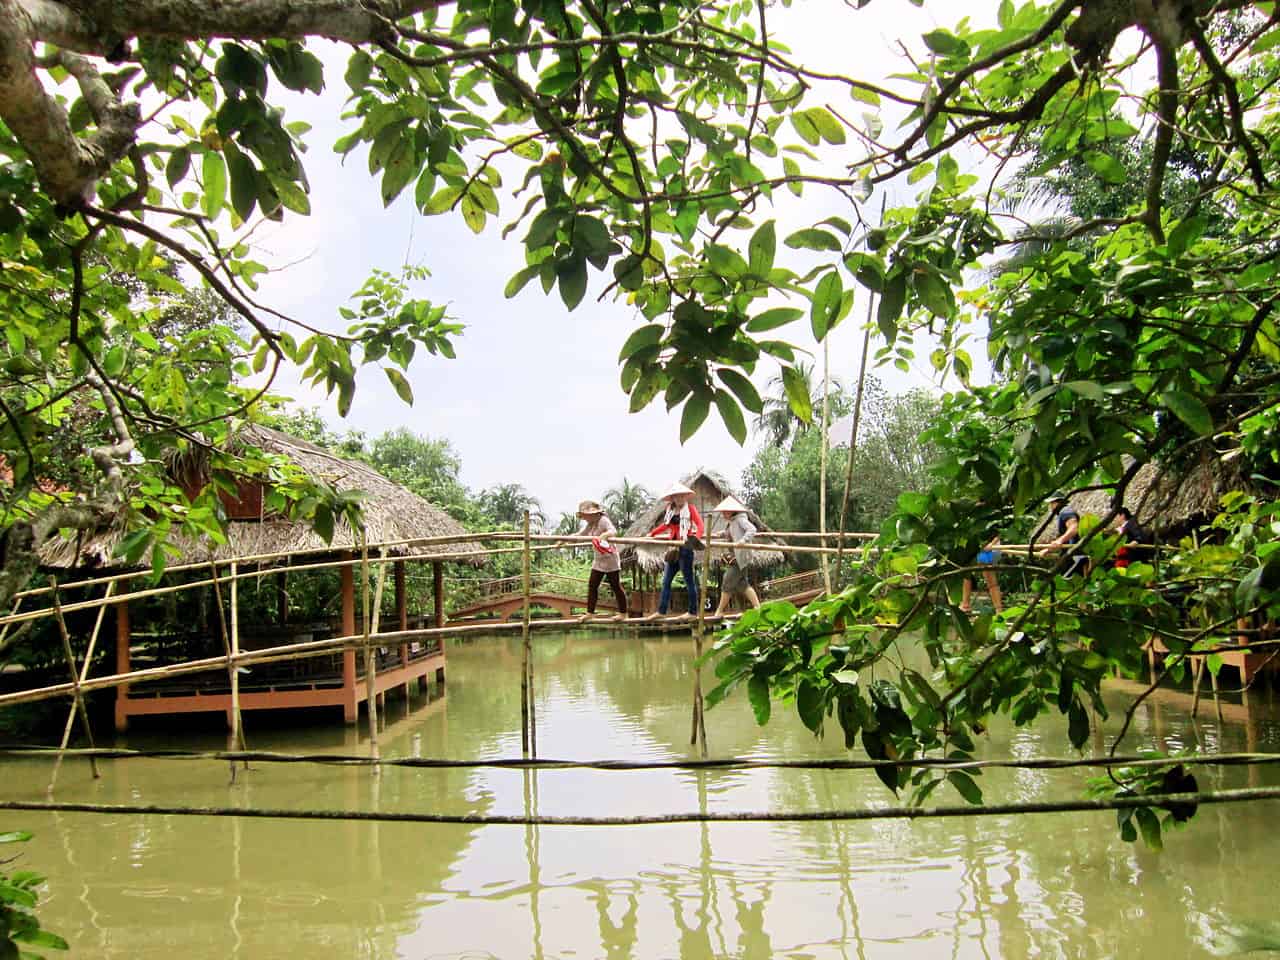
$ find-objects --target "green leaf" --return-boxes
[785,228,842,252]
[1064,380,1105,401]
[1067,699,1090,749]
[385,367,414,405]
[797,677,824,732]
[1161,390,1214,435]
[1083,151,1127,186]
[717,368,763,414]
[102,345,126,378]
[810,269,843,340]
[922,29,969,57]
[913,270,953,317]
[877,271,907,338]
[556,255,588,310]
[748,220,776,276]
[803,107,846,145]
[0,831,32,844]
[165,147,191,188]
[714,389,747,444]
[781,364,813,424]
[13,929,69,950]
[225,142,258,222]
[748,673,771,725]
[572,214,611,256]
[202,151,227,220]
[747,307,803,332]
[947,770,983,804]
[618,324,664,361]
[1134,806,1164,851]
[680,391,711,443]
[790,111,820,146]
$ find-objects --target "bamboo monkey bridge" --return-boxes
[1,529,881,767]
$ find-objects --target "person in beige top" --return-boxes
[575,499,628,620]
[711,496,761,616]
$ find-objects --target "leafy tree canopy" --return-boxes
[5,0,1280,843]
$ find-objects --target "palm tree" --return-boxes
[603,477,654,531]
[553,511,580,535]
[753,361,844,448]
[479,483,547,531]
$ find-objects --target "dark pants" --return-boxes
[588,569,627,614]
[658,546,699,614]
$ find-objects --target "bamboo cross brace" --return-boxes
[48,581,114,790]
[209,563,248,780]
[229,561,247,775]
[47,579,99,779]
[360,538,380,765]
[367,545,389,770]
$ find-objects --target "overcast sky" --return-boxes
[242,0,1008,520]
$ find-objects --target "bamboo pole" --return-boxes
[209,564,246,782]
[520,511,532,759]
[48,580,99,779]
[819,333,832,595]
[48,582,114,789]
[368,546,388,770]
[526,512,537,759]
[361,538,380,766]
[230,561,245,771]
[691,538,712,758]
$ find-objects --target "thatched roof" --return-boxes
[42,423,486,570]
[619,468,784,572]
[1035,454,1247,541]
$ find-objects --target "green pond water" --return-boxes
[4,631,1280,959]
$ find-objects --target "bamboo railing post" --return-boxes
[209,564,246,781]
[229,561,247,772]
[691,540,711,758]
[49,581,115,790]
[48,579,98,779]
[819,334,832,595]
[361,538,380,767]
[521,511,536,758]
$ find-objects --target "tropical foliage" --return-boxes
[3,0,1280,849]
[0,830,66,959]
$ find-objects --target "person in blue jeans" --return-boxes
[648,482,705,618]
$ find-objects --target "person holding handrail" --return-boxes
[648,481,704,619]
[712,495,762,617]
[574,499,628,620]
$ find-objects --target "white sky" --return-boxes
[242,0,1006,519]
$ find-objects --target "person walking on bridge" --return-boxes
[575,500,628,620]
[712,495,762,617]
[649,482,704,619]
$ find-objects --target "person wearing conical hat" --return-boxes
[575,499,628,620]
[711,495,761,616]
[648,481,704,618]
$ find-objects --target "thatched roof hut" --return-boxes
[42,423,486,569]
[1035,454,1248,540]
[619,468,784,572]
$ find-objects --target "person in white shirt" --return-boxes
[574,499,628,620]
[711,495,761,616]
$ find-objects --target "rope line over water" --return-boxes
[4,746,1280,774]
[4,787,1279,827]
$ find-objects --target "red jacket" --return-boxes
[650,502,704,541]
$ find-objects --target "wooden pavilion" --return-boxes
[42,424,485,728]
[618,468,783,615]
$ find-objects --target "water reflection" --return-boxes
[4,631,1280,958]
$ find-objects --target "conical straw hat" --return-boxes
[660,481,694,499]
[576,499,603,516]
[711,495,748,514]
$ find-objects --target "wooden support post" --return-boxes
[48,580,99,778]
[114,599,131,732]
[433,561,445,629]
[341,554,357,724]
